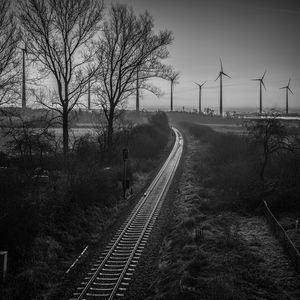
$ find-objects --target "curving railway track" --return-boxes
[70,127,183,300]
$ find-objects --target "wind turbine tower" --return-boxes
[280,78,293,114]
[215,59,231,116]
[252,70,266,114]
[168,72,180,112]
[193,81,206,114]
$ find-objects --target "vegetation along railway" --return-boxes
[70,128,183,300]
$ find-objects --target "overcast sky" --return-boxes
[113,0,300,112]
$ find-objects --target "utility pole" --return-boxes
[22,47,27,109]
[136,67,139,112]
[0,251,7,282]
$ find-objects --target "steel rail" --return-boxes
[71,127,183,300]
[108,128,183,299]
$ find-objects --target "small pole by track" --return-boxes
[0,251,8,282]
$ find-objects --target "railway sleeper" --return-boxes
[99,272,121,277]
[89,287,113,292]
[111,252,130,257]
[113,249,132,253]
[116,293,125,297]
[103,266,124,271]
[96,277,119,281]
[92,281,116,286]
[86,292,111,297]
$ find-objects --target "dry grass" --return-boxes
[150,127,300,300]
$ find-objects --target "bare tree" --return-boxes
[0,0,20,108]
[19,0,104,157]
[167,71,180,112]
[245,113,295,181]
[94,4,173,160]
[3,112,55,163]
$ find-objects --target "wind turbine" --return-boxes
[215,59,231,116]
[280,78,293,114]
[193,81,206,114]
[252,70,266,114]
[167,72,180,112]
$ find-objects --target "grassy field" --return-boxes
[168,112,300,135]
[168,112,245,134]
[150,119,300,299]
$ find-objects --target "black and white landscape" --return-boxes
[0,0,300,299]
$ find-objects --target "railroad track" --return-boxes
[70,127,183,300]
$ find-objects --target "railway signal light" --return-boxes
[123,148,129,161]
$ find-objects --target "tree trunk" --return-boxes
[107,109,114,162]
[62,109,69,159]
[22,49,26,109]
[170,81,173,112]
[136,67,139,112]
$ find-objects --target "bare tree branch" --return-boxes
[0,0,21,108]
[19,0,104,156]
[94,3,173,159]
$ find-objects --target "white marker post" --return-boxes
[0,251,8,282]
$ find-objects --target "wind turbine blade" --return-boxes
[288,78,291,87]
[288,87,294,94]
[261,80,266,90]
[215,74,221,81]
[223,72,231,79]
[193,81,200,87]
[252,78,260,81]
[219,58,223,72]
[262,69,267,80]
[201,80,207,87]
[280,86,286,90]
